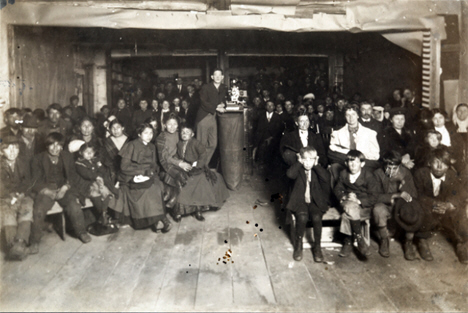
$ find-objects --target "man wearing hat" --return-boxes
[394,147,468,263]
[19,114,41,165]
[378,107,415,170]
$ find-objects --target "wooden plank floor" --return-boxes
[1,172,468,312]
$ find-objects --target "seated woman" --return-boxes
[110,123,172,232]
[156,115,229,222]
[414,130,444,170]
[101,119,129,184]
[68,116,103,157]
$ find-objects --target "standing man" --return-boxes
[195,68,228,166]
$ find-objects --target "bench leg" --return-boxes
[60,212,66,241]
[362,219,370,246]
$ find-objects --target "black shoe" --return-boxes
[379,237,390,258]
[8,239,28,261]
[355,234,370,256]
[166,195,177,209]
[173,214,182,223]
[339,237,352,257]
[312,245,324,263]
[456,243,468,264]
[194,211,205,222]
[161,219,172,233]
[417,239,433,261]
[78,232,92,244]
[404,240,417,261]
[293,236,303,261]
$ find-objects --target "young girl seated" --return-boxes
[75,142,118,229]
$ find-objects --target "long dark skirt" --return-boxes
[110,179,166,229]
[173,172,230,216]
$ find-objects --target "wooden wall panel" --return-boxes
[13,27,77,110]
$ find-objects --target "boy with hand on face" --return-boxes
[334,150,380,258]
[286,146,331,262]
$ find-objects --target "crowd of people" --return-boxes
[1,66,467,268]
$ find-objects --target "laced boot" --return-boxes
[417,238,433,261]
[312,242,324,263]
[339,236,353,257]
[351,220,370,256]
[378,227,390,258]
[8,239,28,261]
[293,236,303,261]
[404,240,417,261]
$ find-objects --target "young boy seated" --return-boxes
[286,146,331,262]
[0,136,34,260]
[373,150,417,257]
[394,147,468,263]
[334,150,380,258]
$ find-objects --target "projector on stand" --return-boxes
[225,79,246,112]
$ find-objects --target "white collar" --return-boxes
[430,173,446,182]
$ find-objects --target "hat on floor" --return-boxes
[394,201,423,232]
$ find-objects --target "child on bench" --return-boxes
[0,136,34,260]
[286,146,331,262]
[334,149,380,258]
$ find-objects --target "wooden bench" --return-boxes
[289,207,371,248]
[46,198,94,240]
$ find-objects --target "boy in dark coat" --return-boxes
[373,150,418,257]
[286,146,331,262]
[0,136,34,260]
[334,150,380,258]
[30,132,91,253]
[394,147,468,263]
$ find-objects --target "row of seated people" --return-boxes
[276,103,467,264]
[253,100,467,176]
[1,97,467,265]
[0,110,230,261]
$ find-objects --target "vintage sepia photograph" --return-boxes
[0,0,467,311]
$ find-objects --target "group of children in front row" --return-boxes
[287,146,467,264]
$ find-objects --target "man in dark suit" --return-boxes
[195,68,228,166]
[394,147,468,264]
[253,101,284,168]
[280,114,328,168]
[359,102,383,134]
[19,114,42,165]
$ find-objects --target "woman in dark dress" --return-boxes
[110,123,171,232]
[156,114,229,222]
[101,119,130,184]
[68,116,103,156]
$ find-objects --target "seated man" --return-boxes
[0,136,34,260]
[0,108,23,140]
[329,103,380,184]
[334,150,380,258]
[63,95,87,126]
[394,147,468,264]
[358,101,383,134]
[30,132,91,254]
[280,114,328,167]
[37,103,73,150]
[373,150,417,257]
